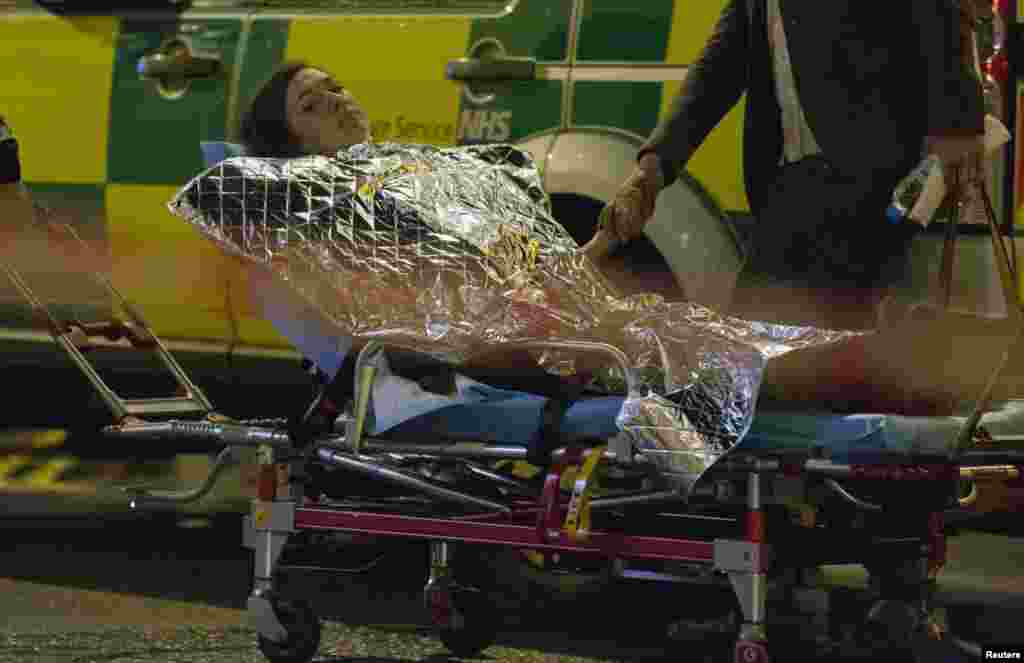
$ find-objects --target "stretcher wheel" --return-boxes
[863,599,921,643]
[734,639,771,663]
[663,585,741,657]
[425,582,497,658]
[257,598,322,663]
[855,601,974,662]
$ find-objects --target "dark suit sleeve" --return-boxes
[638,0,750,186]
[913,0,985,136]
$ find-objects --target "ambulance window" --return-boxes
[245,0,514,15]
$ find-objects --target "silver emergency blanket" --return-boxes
[168,142,857,494]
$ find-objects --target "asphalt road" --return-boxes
[0,515,672,663]
[0,515,1022,663]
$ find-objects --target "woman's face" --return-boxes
[285,68,371,156]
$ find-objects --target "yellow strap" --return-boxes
[563,446,606,542]
[506,460,543,480]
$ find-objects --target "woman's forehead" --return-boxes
[286,68,332,108]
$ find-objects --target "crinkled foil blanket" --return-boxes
[169,142,856,494]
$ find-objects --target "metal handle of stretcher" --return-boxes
[110,423,291,506]
[482,338,638,393]
[122,446,244,506]
[0,222,213,421]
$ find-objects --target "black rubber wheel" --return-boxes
[663,587,741,661]
[431,585,498,658]
[256,598,322,663]
[853,600,971,662]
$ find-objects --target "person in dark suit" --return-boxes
[600,0,986,330]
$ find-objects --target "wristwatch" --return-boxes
[0,118,22,184]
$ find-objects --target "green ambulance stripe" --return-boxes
[573,81,663,141]
[572,0,675,141]
[107,20,239,185]
[469,0,571,62]
[571,0,749,217]
[459,0,572,143]
[232,18,291,139]
[456,0,678,144]
[107,17,290,184]
[576,0,676,62]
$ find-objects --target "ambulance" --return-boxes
[0,0,1015,505]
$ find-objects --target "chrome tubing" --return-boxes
[588,490,680,510]
[552,446,636,464]
[125,446,242,506]
[803,458,852,477]
[469,338,639,394]
[356,440,530,461]
[103,419,292,448]
[345,440,638,464]
[823,479,882,512]
[714,456,781,473]
[462,464,536,495]
[315,447,510,513]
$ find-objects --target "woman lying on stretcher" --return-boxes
[237,61,669,390]
[236,61,1010,417]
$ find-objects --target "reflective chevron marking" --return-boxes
[28,430,67,449]
[0,454,85,493]
[20,457,77,489]
[0,455,33,485]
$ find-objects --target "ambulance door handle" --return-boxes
[445,57,536,82]
[138,39,222,82]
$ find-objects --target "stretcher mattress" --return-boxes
[379,389,1024,464]
[378,391,625,452]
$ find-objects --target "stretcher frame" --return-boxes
[7,220,1024,663]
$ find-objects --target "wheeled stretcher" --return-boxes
[6,223,1022,663]
[7,143,1024,663]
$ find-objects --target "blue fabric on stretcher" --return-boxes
[378,390,1022,463]
[380,393,907,461]
[379,393,626,453]
[738,410,923,462]
[740,402,1024,461]
[359,345,1020,460]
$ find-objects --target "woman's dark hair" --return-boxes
[240,60,310,157]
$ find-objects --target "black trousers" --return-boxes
[729,155,919,330]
